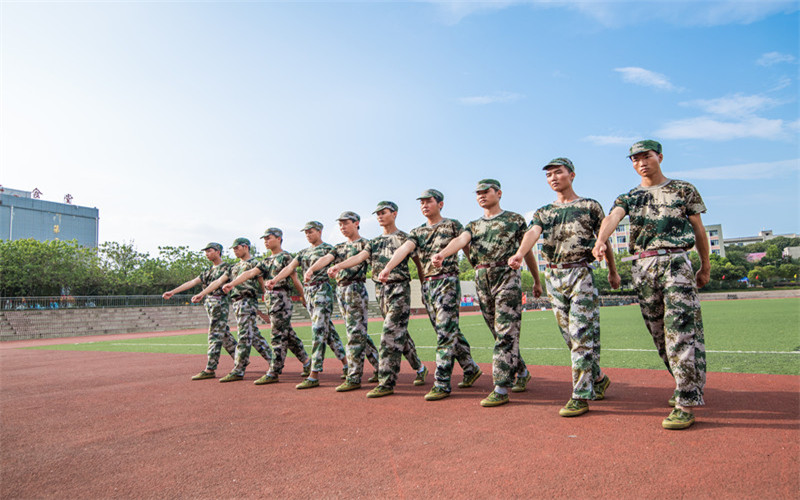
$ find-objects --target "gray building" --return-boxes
[0,187,99,248]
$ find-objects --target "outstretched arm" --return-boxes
[221,266,261,294]
[378,241,416,283]
[304,253,335,283]
[266,258,300,290]
[328,250,370,277]
[593,207,626,262]
[509,226,543,270]
[163,277,202,300]
[431,232,472,268]
[192,274,229,303]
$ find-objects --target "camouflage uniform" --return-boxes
[329,238,379,384]
[614,179,707,407]
[257,251,310,375]
[411,218,480,391]
[531,199,605,400]
[366,231,422,389]
[227,259,273,376]
[466,211,528,388]
[198,262,237,371]
[297,243,347,373]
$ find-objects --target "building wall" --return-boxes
[0,193,99,248]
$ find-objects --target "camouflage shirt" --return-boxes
[530,198,604,264]
[256,251,294,291]
[410,218,462,277]
[198,262,231,298]
[465,211,527,267]
[365,231,411,283]
[296,242,334,283]
[329,238,369,283]
[613,179,706,254]
[225,258,261,300]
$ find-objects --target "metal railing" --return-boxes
[0,295,201,311]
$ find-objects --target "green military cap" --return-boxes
[417,189,444,202]
[628,139,662,157]
[301,221,323,231]
[260,228,282,239]
[201,242,223,252]
[230,237,251,248]
[475,179,501,191]
[336,211,360,222]
[543,157,575,173]
[373,201,398,213]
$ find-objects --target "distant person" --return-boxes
[508,158,620,417]
[593,140,709,430]
[224,229,311,385]
[163,243,237,380]
[266,221,348,389]
[303,211,380,392]
[328,201,428,398]
[432,179,542,407]
[378,189,482,401]
[193,238,273,383]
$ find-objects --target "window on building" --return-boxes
[709,230,718,237]
[617,236,626,243]
[711,239,719,246]
[712,249,720,255]
[616,225,625,232]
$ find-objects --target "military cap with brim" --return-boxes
[543,157,575,173]
[301,221,323,231]
[336,211,360,222]
[373,201,398,213]
[202,242,223,252]
[475,179,501,191]
[261,228,283,239]
[417,189,444,202]
[230,237,251,248]
[628,139,662,157]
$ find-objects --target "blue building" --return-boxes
[0,187,99,248]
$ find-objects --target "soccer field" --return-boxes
[30,298,800,375]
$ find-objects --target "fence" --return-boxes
[0,295,201,311]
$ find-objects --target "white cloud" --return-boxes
[668,159,800,180]
[459,91,524,105]
[584,135,639,146]
[656,116,786,140]
[680,93,779,118]
[614,67,676,91]
[757,51,797,66]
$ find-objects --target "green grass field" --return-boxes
[29,298,800,375]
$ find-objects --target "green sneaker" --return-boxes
[594,375,611,400]
[191,370,215,381]
[367,373,379,383]
[413,366,429,386]
[336,381,362,392]
[296,378,320,390]
[424,386,451,401]
[366,385,394,398]
[457,368,483,389]
[480,391,509,407]
[668,390,678,407]
[219,372,243,383]
[511,372,531,393]
[341,366,348,380]
[254,373,279,385]
[300,362,311,378]
[559,398,590,417]
[662,408,695,430]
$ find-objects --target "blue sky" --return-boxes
[2,1,798,255]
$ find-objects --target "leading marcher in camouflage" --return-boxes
[433,180,542,407]
[162,242,237,380]
[304,211,380,392]
[194,238,273,383]
[593,140,709,430]
[328,201,428,399]
[378,189,482,401]
[509,158,620,417]
[267,221,348,390]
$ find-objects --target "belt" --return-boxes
[337,278,366,287]
[621,248,687,262]
[546,261,589,269]
[474,260,507,270]
[424,272,457,282]
[264,287,290,294]
[375,278,407,285]
[303,280,329,287]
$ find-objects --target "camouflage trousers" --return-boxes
[545,266,603,400]
[633,253,706,407]
[375,281,422,388]
[304,282,346,373]
[421,275,479,391]
[231,297,273,376]
[265,290,309,375]
[203,296,237,371]
[337,281,379,384]
[475,266,526,388]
